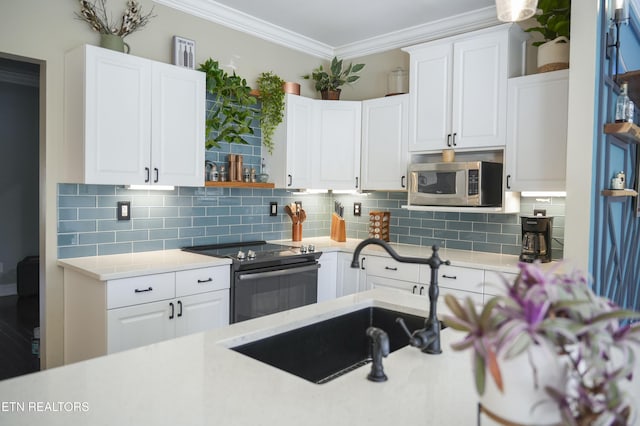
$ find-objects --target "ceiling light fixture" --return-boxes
[495,0,539,22]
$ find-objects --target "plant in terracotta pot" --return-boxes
[525,0,571,72]
[256,72,285,155]
[443,262,640,425]
[302,56,365,100]
[198,59,258,149]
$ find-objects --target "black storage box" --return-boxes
[17,256,39,297]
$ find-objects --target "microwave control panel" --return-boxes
[468,169,479,196]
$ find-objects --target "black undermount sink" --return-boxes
[231,306,434,384]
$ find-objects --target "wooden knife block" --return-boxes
[330,213,346,242]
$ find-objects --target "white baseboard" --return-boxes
[0,283,17,297]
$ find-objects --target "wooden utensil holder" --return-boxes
[330,213,346,242]
[292,223,302,242]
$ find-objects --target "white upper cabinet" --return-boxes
[265,95,361,190]
[505,69,569,192]
[63,45,204,187]
[361,94,409,191]
[404,24,526,152]
[315,100,362,190]
[265,93,315,188]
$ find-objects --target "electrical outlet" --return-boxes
[269,202,278,216]
[353,202,361,216]
[117,201,131,221]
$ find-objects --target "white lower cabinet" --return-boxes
[483,270,517,301]
[336,252,367,297]
[433,264,484,305]
[317,252,338,302]
[64,265,230,363]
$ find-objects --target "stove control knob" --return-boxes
[247,250,256,260]
[237,250,246,260]
[308,244,315,253]
[300,245,308,253]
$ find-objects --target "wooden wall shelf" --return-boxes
[205,181,275,189]
[601,189,638,197]
[603,122,640,144]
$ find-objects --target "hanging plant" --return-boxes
[198,59,257,149]
[256,72,285,155]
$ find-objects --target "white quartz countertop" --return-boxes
[56,249,232,281]
[0,289,481,425]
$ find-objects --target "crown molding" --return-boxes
[155,0,502,59]
[335,7,500,59]
[154,0,334,59]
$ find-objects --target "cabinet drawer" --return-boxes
[424,265,484,293]
[484,270,517,297]
[366,256,420,282]
[440,287,484,306]
[176,266,230,297]
[107,273,175,309]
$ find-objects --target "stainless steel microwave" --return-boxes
[408,161,503,207]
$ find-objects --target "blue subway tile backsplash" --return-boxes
[57,182,566,260]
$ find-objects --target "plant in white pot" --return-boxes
[525,0,571,72]
[443,262,640,425]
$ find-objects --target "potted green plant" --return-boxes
[525,0,571,72]
[302,56,365,100]
[198,59,257,149]
[443,262,640,425]
[256,72,285,155]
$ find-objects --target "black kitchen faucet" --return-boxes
[351,239,450,355]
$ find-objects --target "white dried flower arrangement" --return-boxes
[76,0,155,38]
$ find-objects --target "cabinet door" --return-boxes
[151,62,205,187]
[107,300,174,353]
[317,252,338,302]
[85,47,151,184]
[409,43,453,152]
[175,290,230,337]
[315,101,362,190]
[336,252,364,297]
[361,95,409,191]
[265,94,315,189]
[451,33,507,149]
[506,70,569,191]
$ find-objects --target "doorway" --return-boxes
[0,56,41,380]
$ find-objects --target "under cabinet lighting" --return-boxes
[288,189,328,195]
[521,191,567,197]
[126,184,175,191]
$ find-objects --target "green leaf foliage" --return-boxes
[198,59,257,149]
[302,56,366,92]
[256,72,285,155]
[525,0,571,46]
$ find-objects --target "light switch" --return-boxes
[117,201,131,221]
[269,202,278,216]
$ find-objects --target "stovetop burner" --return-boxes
[182,241,320,269]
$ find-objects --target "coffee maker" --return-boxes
[520,216,553,263]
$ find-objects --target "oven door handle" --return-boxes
[237,263,321,281]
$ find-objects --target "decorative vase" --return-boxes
[537,37,569,73]
[477,345,566,425]
[321,89,341,100]
[100,34,130,53]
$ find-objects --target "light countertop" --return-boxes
[57,249,232,281]
[0,289,480,425]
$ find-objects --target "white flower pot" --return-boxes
[478,344,566,425]
[537,37,570,73]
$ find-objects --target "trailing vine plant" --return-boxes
[198,59,257,149]
[256,72,285,155]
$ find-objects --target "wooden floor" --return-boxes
[0,295,40,381]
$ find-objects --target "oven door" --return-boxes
[232,262,319,323]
